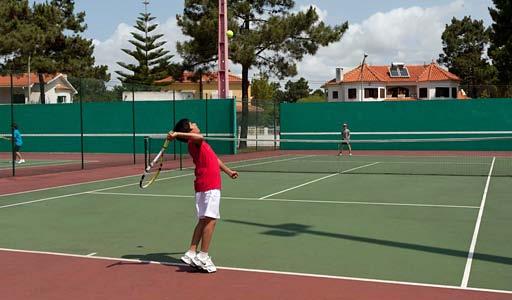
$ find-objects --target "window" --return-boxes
[435,87,450,98]
[379,88,385,98]
[364,88,378,98]
[348,88,357,99]
[419,88,428,98]
[57,96,66,103]
[451,87,457,98]
[332,91,339,99]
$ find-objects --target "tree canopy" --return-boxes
[489,0,512,91]
[0,0,109,103]
[177,0,347,147]
[437,16,496,98]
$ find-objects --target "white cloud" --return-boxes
[93,18,187,83]
[296,0,465,89]
[93,0,466,90]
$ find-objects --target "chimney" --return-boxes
[336,67,343,83]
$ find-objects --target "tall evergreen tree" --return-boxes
[116,1,174,85]
[0,0,109,103]
[177,0,347,147]
[489,0,512,93]
[437,16,496,98]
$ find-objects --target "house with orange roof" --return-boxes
[122,70,261,112]
[155,71,251,101]
[322,62,462,102]
[0,73,77,104]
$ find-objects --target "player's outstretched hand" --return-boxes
[229,170,239,179]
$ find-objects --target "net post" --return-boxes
[131,86,136,164]
[173,99,176,160]
[273,97,277,151]
[143,136,149,169]
[79,77,84,170]
[9,71,15,176]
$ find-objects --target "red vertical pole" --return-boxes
[218,0,229,99]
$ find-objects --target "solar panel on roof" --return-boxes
[399,67,409,77]
[390,68,399,77]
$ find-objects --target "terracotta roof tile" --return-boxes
[0,73,60,87]
[324,62,460,86]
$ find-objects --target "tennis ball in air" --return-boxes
[226,30,234,38]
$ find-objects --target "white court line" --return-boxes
[0,154,297,198]
[86,252,97,256]
[461,157,496,288]
[0,247,510,295]
[258,162,380,200]
[90,191,479,209]
[308,160,490,166]
[0,155,312,209]
[0,173,194,209]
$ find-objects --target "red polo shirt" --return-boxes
[188,140,221,192]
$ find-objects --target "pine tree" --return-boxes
[437,16,496,98]
[116,1,173,85]
[489,0,512,93]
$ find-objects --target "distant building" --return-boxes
[156,71,251,101]
[0,73,77,104]
[322,62,462,102]
[152,71,259,112]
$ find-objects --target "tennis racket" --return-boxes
[139,138,171,189]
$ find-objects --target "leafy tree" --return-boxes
[251,75,279,101]
[250,75,280,127]
[311,89,325,97]
[437,16,496,98]
[0,0,109,103]
[283,77,311,102]
[177,0,347,147]
[116,2,174,85]
[489,0,512,94]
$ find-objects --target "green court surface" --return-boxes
[0,159,80,170]
[0,154,511,292]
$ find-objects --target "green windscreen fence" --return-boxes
[280,99,512,151]
[0,99,236,155]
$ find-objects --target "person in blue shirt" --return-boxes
[12,123,25,164]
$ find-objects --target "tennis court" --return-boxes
[1,150,511,299]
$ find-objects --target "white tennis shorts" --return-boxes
[195,189,221,219]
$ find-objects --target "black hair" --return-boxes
[173,118,192,142]
[12,123,18,129]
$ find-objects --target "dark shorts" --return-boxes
[14,145,21,152]
[341,140,350,145]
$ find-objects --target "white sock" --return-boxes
[198,251,208,259]
[186,250,196,257]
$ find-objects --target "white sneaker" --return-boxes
[19,159,25,163]
[192,254,217,273]
[180,251,197,267]
[349,153,352,156]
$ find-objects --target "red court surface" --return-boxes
[2,250,511,300]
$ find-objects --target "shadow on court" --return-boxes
[225,219,512,266]
[108,252,203,273]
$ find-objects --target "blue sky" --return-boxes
[31,0,495,87]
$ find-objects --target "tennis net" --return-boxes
[143,134,512,177]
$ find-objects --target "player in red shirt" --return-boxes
[168,118,238,273]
